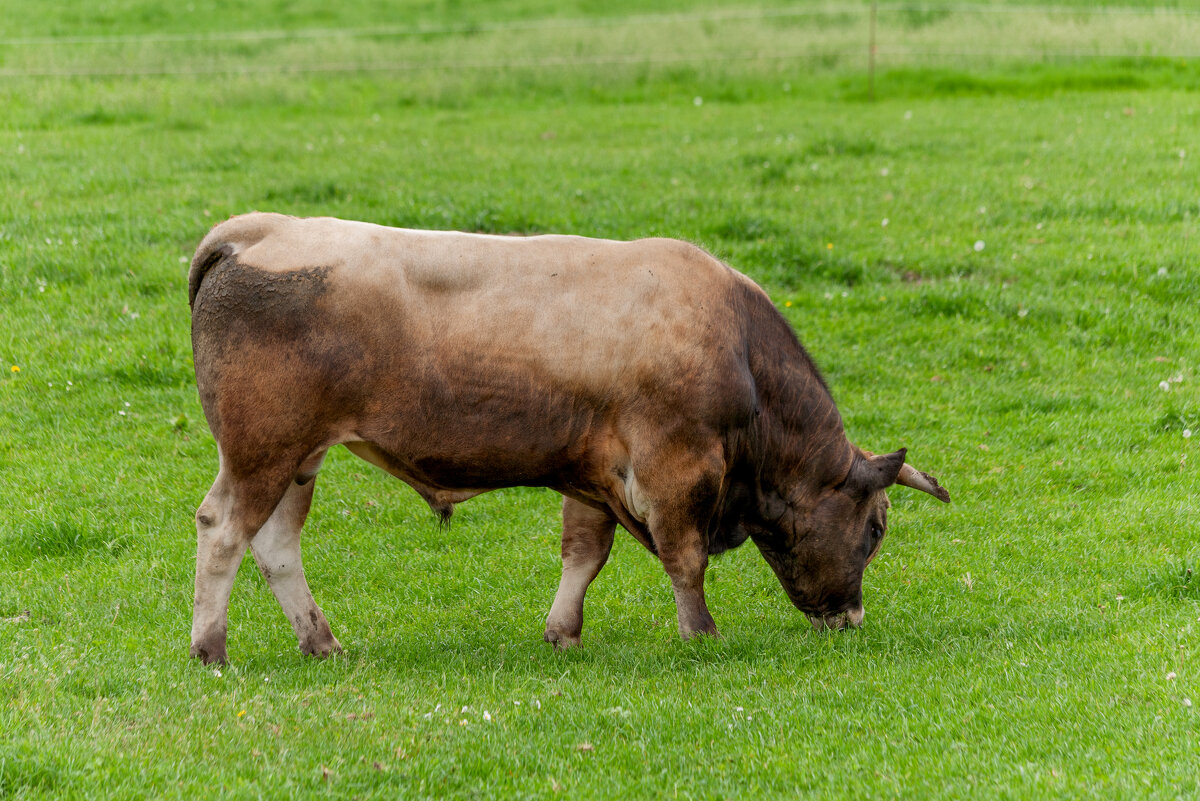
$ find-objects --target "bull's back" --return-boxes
[192,214,750,399]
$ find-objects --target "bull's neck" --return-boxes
[756,360,855,492]
[740,288,856,493]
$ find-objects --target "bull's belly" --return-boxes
[347,400,607,492]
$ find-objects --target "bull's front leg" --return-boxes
[641,444,725,640]
[249,477,341,658]
[544,497,616,648]
[657,532,718,639]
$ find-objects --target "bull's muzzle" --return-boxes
[807,606,865,632]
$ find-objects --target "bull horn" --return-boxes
[896,463,951,503]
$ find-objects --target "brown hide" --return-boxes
[187,213,947,663]
[191,214,760,525]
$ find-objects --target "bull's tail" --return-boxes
[188,242,233,309]
[188,212,292,309]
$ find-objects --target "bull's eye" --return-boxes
[868,524,883,550]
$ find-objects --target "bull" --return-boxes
[187,213,949,665]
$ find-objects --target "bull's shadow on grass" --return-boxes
[209,601,1128,688]
[302,625,815,680]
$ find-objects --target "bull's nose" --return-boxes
[806,607,864,631]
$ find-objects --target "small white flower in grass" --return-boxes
[880,167,889,177]
[483,710,492,722]
[213,668,222,678]
[693,96,703,107]
[1158,267,1169,278]
[1184,430,1192,439]
[1160,381,1172,392]
[1168,672,1178,680]
[1186,698,1193,708]
[904,110,913,120]
[973,240,986,252]
[881,218,889,227]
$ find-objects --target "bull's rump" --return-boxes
[189,214,759,493]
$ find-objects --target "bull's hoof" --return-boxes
[543,628,581,650]
[189,639,228,666]
[679,625,721,641]
[300,634,342,658]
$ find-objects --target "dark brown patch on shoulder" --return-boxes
[191,258,332,343]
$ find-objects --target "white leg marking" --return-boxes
[249,477,341,657]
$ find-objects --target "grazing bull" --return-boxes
[187,212,949,665]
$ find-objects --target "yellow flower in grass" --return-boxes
[10,365,18,373]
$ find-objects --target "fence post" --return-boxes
[868,0,877,101]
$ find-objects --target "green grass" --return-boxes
[3,1,1200,798]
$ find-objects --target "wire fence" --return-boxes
[1,3,1198,80]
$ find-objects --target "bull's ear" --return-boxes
[847,448,907,496]
[897,462,951,503]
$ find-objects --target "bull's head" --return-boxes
[749,448,949,631]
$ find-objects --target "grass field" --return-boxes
[3,1,1200,798]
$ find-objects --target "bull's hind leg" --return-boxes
[544,497,616,648]
[190,466,294,665]
[248,472,341,658]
